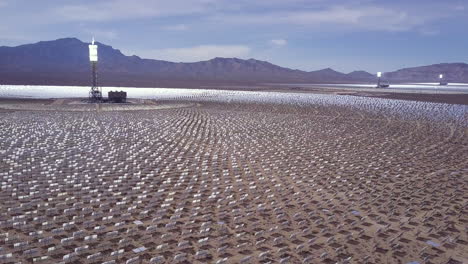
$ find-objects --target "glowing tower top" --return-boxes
[89,37,98,62]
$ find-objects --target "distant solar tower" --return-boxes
[377,72,382,88]
[89,37,102,101]
[439,74,447,85]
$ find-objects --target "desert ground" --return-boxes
[0,93,467,264]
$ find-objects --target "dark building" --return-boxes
[108,91,127,103]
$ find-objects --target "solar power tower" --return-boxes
[89,37,102,101]
[439,74,448,85]
[377,72,382,87]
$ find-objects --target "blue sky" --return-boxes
[1,0,467,72]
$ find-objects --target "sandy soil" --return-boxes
[0,99,466,264]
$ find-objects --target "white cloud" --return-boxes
[46,1,462,34]
[53,0,213,21]
[420,29,440,36]
[162,24,189,31]
[138,45,251,62]
[0,25,30,42]
[212,5,439,32]
[270,39,287,46]
[82,28,118,40]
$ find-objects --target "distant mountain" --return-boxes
[347,70,375,81]
[0,38,466,87]
[384,63,468,83]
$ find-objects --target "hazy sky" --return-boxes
[1,0,467,72]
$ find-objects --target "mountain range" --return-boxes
[1,38,467,88]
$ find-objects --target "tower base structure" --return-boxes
[89,89,103,102]
[108,91,127,103]
[377,84,390,88]
[88,61,102,102]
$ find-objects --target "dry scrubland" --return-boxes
[0,95,467,264]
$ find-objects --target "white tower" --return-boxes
[439,74,447,86]
[377,72,382,88]
[89,37,101,101]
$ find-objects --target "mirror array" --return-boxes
[0,91,467,264]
